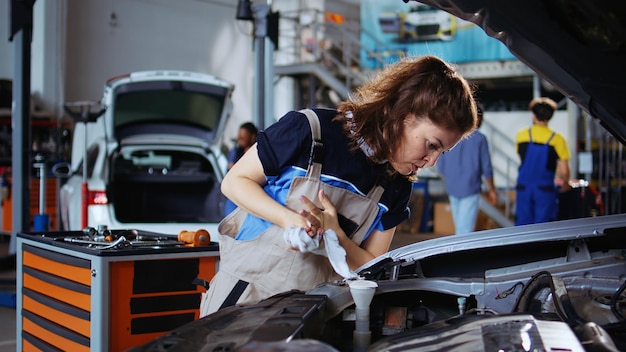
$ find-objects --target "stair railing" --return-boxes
[479,119,519,221]
[275,9,399,99]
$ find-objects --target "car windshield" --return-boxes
[113,83,225,132]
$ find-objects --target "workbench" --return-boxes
[15,230,219,352]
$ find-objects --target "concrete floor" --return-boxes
[0,308,15,352]
[0,238,16,352]
[0,231,447,351]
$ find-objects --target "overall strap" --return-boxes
[218,279,249,310]
[366,185,385,202]
[529,127,556,146]
[300,109,384,202]
[299,109,324,179]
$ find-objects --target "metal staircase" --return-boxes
[274,9,399,107]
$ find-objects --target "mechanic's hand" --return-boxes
[559,183,572,193]
[488,189,497,205]
[555,178,572,193]
[282,209,313,232]
[561,179,572,193]
[299,190,339,237]
[281,209,320,251]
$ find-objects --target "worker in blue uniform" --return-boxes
[515,97,571,225]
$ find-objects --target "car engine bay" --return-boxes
[132,220,626,351]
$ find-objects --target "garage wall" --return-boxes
[64,0,257,147]
[1,0,327,148]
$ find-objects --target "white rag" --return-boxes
[283,227,358,279]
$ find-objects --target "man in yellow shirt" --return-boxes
[515,97,571,225]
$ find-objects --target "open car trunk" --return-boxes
[108,147,225,223]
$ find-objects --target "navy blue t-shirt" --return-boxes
[235,108,412,242]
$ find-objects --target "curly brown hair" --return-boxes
[335,55,477,163]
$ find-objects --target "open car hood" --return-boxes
[410,0,626,143]
[356,213,626,276]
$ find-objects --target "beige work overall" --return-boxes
[200,110,384,317]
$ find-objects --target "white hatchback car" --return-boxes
[58,70,234,237]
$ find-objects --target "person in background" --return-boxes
[228,122,258,170]
[201,55,477,316]
[437,103,497,234]
[224,122,258,215]
[515,97,571,225]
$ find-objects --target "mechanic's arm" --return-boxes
[485,177,498,205]
[556,159,571,192]
[301,191,396,270]
[221,144,310,230]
